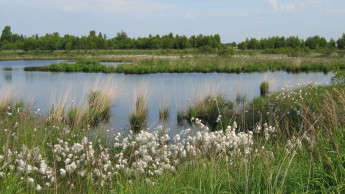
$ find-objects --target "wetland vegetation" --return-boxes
[2,26,345,192]
[1,80,345,193]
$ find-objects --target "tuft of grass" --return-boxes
[88,91,111,125]
[130,96,148,132]
[2,67,12,71]
[158,92,171,121]
[186,95,234,131]
[159,108,169,121]
[260,81,270,96]
[0,84,19,112]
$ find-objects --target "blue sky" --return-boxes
[0,0,344,43]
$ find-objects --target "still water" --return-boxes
[0,60,333,133]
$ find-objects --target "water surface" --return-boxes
[0,60,333,134]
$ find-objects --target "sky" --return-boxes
[0,0,345,43]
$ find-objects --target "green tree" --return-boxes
[337,33,345,49]
[286,36,302,48]
[0,26,13,47]
[89,30,96,37]
[328,38,336,48]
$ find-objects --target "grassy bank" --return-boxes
[1,82,345,193]
[23,55,345,74]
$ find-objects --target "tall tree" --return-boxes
[0,26,13,44]
[337,33,345,49]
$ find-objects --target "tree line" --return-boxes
[0,26,221,52]
[237,35,345,50]
[1,25,345,52]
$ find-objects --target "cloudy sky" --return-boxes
[0,0,344,43]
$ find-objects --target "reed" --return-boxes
[0,84,19,112]
[129,84,149,132]
[260,81,270,96]
[130,96,148,132]
[158,92,171,121]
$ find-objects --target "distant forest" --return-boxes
[1,26,345,52]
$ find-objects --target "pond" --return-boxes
[0,60,334,135]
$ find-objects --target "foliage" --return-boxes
[2,25,345,52]
[331,70,345,85]
[337,33,345,49]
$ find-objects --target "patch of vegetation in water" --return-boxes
[23,56,345,74]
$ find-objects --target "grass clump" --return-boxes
[186,95,234,131]
[130,96,148,132]
[159,108,169,121]
[88,91,112,125]
[260,81,269,96]
[2,67,12,71]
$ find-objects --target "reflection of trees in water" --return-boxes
[3,71,12,84]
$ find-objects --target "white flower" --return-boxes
[36,184,42,191]
[60,169,66,177]
[28,177,34,186]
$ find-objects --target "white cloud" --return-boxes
[186,13,196,20]
[269,0,279,11]
[269,0,295,12]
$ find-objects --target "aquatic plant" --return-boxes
[88,91,111,124]
[158,92,171,121]
[186,95,234,131]
[159,108,169,121]
[260,81,269,96]
[130,96,148,132]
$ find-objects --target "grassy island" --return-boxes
[22,52,345,74]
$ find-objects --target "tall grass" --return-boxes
[260,81,269,96]
[129,84,149,132]
[0,84,19,112]
[47,76,121,128]
[158,92,171,121]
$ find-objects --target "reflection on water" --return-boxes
[3,70,12,84]
[0,60,334,133]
